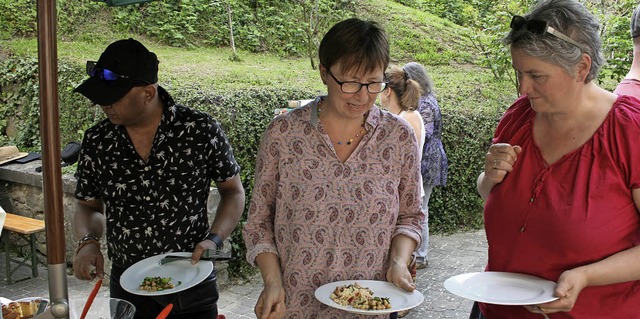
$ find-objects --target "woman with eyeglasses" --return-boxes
[243,18,423,319]
[474,0,640,318]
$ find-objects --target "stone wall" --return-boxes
[0,159,228,283]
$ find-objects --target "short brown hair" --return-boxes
[319,18,389,76]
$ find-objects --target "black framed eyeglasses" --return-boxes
[510,15,581,49]
[326,69,388,94]
[86,61,131,81]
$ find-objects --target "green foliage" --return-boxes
[585,0,637,84]
[0,0,36,39]
[431,109,500,232]
[360,0,475,65]
[0,55,103,151]
[398,0,637,88]
[0,55,41,148]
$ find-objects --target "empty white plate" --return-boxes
[444,272,559,305]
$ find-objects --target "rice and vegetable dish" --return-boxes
[139,276,180,292]
[330,282,392,310]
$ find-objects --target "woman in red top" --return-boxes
[475,0,640,318]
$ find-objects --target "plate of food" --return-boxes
[1,297,48,319]
[444,272,559,305]
[120,252,213,296]
[314,280,424,315]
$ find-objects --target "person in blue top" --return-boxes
[403,62,448,269]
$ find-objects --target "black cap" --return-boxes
[74,38,158,106]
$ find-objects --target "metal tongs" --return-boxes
[159,249,232,265]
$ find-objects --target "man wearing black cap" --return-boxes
[615,4,640,99]
[72,38,245,319]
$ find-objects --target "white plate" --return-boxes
[444,272,559,305]
[314,280,424,315]
[120,252,213,296]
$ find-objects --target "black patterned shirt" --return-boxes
[74,86,241,268]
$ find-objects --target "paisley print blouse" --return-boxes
[243,97,423,319]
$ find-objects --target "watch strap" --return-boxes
[204,232,223,248]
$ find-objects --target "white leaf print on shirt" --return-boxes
[115,183,127,194]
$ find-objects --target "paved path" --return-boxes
[1,230,487,318]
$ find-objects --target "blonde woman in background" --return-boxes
[380,65,425,318]
[380,66,425,157]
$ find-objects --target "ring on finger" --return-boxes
[493,159,498,169]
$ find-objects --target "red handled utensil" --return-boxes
[79,278,102,319]
[156,303,173,319]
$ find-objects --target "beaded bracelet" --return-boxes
[76,234,100,255]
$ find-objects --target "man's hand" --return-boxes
[190,238,218,264]
[73,243,104,280]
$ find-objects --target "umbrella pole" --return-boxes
[37,0,69,317]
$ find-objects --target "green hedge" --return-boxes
[1,54,502,277]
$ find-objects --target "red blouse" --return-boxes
[481,95,640,318]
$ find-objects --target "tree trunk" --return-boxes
[227,1,237,57]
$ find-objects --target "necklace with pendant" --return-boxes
[318,100,368,146]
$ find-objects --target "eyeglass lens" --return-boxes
[342,82,387,94]
[327,69,387,94]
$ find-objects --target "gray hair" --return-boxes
[503,0,604,82]
[631,4,640,39]
[402,62,434,95]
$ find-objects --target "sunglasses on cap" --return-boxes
[510,15,582,50]
[86,61,133,81]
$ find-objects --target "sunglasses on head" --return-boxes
[510,15,582,49]
[86,61,131,81]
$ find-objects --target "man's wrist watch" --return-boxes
[204,232,223,249]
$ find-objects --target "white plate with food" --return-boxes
[1,297,48,318]
[120,252,213,296]
[444,271,559,305]
[314,280,424,315]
